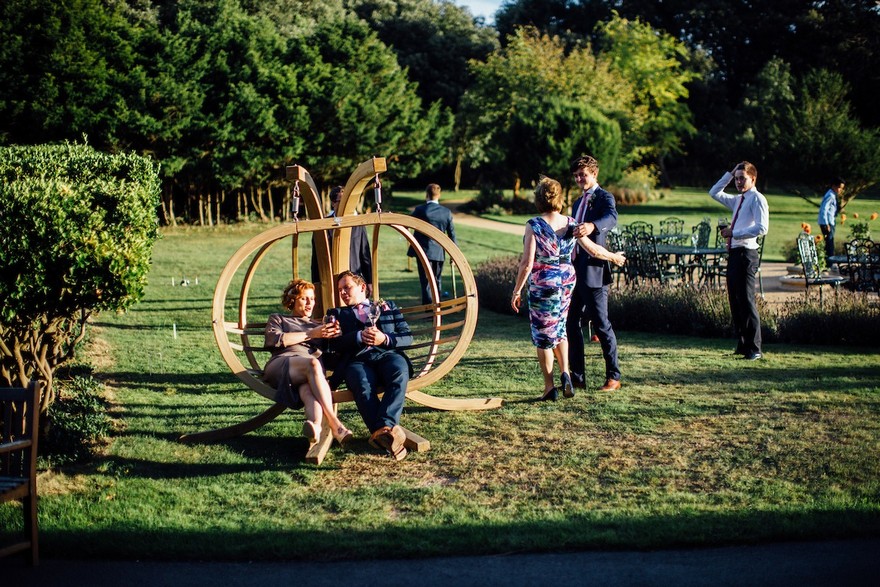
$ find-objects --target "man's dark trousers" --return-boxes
[343,349,408,432]
[726,247,761,355]
[567,282,620,384]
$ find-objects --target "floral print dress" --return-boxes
[526,216,577,349]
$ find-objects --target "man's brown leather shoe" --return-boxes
[599,378,621,391]
[370,425,408,461]
[368,426,391,450]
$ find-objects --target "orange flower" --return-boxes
[815,234,823,243]
[871,212,878,221]
[803,224,811,235]
[841,213,847,223]
[853,212,859,219]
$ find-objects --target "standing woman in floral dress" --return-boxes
[511,177,626,400]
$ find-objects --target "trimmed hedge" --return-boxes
[0,142,160,408]
[475,255,880,346]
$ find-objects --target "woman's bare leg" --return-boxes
[553,339,570,377]
[299,382,322,428]
[287,357,347,433]
[537,348,555,393]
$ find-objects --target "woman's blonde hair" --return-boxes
[534,176,564,213]
[281,278,315,311]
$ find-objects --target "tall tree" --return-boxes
[595,12,700,186]
[130,0,311,222]
[739,59,880,202]
[0,0,143,148]
[496,0,880,183]
[292,16,452,188]
[348,0,499,111]
[459,27,635,193]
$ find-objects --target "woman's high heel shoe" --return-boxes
[302,420,319,442]
[561,372,575,398]
[333,426,353,446]
[539,387,558,401]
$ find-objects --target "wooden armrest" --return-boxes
[0,439,32,454]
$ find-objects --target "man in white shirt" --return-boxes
[818,177,844,258]
[709,161,770,360]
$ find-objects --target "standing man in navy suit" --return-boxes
[566,155,621,392]
[408,184,457,304]
[325,271,413,461]
[310,186,373,299]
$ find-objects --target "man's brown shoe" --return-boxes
[599,378,621,391]
[368,426,391,450]
[370,425,408,461]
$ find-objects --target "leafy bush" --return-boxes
[476,256,878,347]
[845,219,874,241]
[775,291,880,346]
[464,185,535,215]
[0,142,160,411]
[609,284,736,338]
[608,165,658,207]
[475,255,525,317]
[41,374,112,467]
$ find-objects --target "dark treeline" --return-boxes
[495,0,880,195]
[1,0,878,225]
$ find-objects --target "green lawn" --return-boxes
[4,214,879,562]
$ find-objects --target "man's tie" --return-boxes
[727,195,744,251]
[576,191,590,223]
[572,191,590,259]
[354,301,370,323]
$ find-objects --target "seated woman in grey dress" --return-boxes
[263,278,352,445]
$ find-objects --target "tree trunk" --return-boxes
[658,155,674,188]
[1,309,90,417]
[250,185,267,222]
[198,192,205,226]
[267,184,275,221]
[217,189,224,225]
[206,191,214,227]
[453,155,462,192]
[161,184,177,227]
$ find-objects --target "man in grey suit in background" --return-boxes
[408,183,457,305]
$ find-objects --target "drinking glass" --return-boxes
[368,302,382,328]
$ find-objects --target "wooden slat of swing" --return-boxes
[401,299,468,319]
[408,320,465,339]
[405,334,462,351]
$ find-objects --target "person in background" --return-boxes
[512,176,626,401]
[818,177,845,258]
[408,183,457,304]
[566,155,622,392]
[263,279,353,445]
[310,185,373,300]
[325,271,413,461]
[709,161,770,361]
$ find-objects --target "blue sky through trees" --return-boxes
[458,0,501,23]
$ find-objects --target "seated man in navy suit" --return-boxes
[325,271,413,460]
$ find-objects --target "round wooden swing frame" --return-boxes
[179,157,502,458]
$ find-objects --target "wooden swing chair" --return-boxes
[179,157,502,463]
